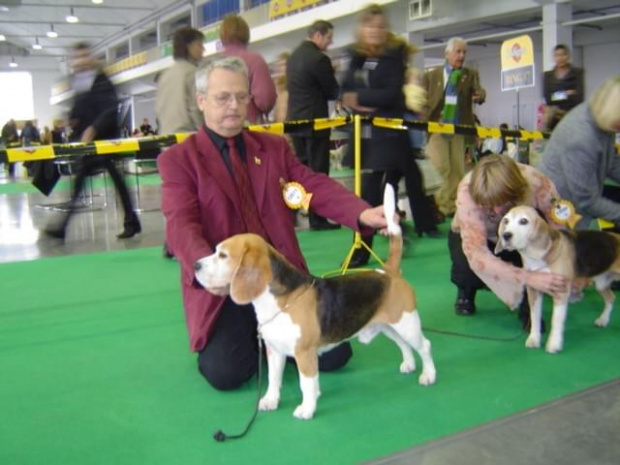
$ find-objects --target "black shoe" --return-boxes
[310,222,341,231]
[43,227,66,240]
[163,243,175,259]
[416,228,441,239]
[455,288,476,316]
[117,216,142,239]
[347,249,370,269]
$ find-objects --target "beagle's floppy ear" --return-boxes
[530,214,558,252]
[229,245,272,304]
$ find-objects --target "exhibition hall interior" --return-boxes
[1,0,619,464]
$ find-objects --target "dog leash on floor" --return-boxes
[212,335,264,442]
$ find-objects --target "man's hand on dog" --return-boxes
[526,271,570,299]
[359,205,397,235]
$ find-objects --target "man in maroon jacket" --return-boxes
[158,56,389,391]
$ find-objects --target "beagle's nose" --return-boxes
[194,261,202,272]
[502,232,513,241]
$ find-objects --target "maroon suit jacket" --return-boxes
[158,127,372,352]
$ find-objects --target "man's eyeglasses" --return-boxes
[209,93,252,107]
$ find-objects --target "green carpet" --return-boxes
[1,226,619,465]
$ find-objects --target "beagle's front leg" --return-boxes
[546,293,570,354]
[525,287,543,349]
[258,343,286,411]
[293,349,320,420]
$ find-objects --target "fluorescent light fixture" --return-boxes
[0,34,6,41]
[66,7,79,23]
[92,0,104,4]
[9,57,18,68]
[32,37,42,50]
[46,24,58,38]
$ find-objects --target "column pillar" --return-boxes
[542,2,573,71]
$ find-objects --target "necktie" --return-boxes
[226,138,267,238]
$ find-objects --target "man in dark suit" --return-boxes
[158,56,388,391]
[44,42,140,240]
[287,20,341,230]
[423,37,486,218]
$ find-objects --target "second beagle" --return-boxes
[194,186,436,419]
[495,205,620,353]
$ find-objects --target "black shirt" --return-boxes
[204,125,247,180]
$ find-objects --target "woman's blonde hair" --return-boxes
[469,154,529,208]
[589,76,620,132]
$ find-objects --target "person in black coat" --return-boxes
[341,4,438,267]
[45,42,140,240]
[542,44,584,131]
[287,20,341,230]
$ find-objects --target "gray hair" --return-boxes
[590,76,620,132]
[195,56,249,94]
[445,37,466,53]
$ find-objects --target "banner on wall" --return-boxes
[500,35,535,91]
[269,0,323,20]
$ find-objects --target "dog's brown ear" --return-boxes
[531,215,556,251]
[230,246,271,304]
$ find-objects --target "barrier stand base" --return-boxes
[339,231,385,275]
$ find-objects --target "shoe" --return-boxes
[416,228,441,239]
[310,222,341,231]
[117,216,142,239]
[43,227,66,240]
[347,249,370,269]
[163,243,175,259]
[455,288,476,315]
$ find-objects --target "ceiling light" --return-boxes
[9,57,18,68]
[33,37,42,50]
[0,34,5,41]
[0,7,10,13]
[66,7,79,23]
[46,24,58,38]
[92,0,104,4]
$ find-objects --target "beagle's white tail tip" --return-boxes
[383,184,401,236]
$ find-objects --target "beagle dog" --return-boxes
[495,205,620,353]
[194,186,436,419]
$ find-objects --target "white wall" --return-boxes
[31,70,65,128]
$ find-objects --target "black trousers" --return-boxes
[63,156,136,227]
[292,135,332,227]
[197,297,353,391]
[385,153,437,233]
[448,229,523,292]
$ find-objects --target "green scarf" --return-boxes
[440,68,462,124]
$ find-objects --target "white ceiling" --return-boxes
[0,0,177,68]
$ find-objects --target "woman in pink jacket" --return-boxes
[220,14,277,124]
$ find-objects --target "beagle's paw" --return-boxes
[418,370,436,386]
[293,403,316,420]
[400,360,416,374]
[525,334,541,349]
[594,315,610,327]
[545,337,563,354]
[258,394,280,411]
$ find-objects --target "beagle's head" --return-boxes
[495,205,551,254]
[194,233,273,304]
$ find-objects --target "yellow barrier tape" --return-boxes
[519,130,543,141]
[598,219,615,229]
[372,118,406,130]
[95,139,140,154]
[428,121,455,135]
[313,116,348,131]
[7,145,55,162]
[175,133,192,143]
[476,127,502,139]
[247,123,284,134]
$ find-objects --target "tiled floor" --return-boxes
[2,170,619,465]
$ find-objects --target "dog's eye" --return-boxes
[519,218,529,225]
[218,251,228,259]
